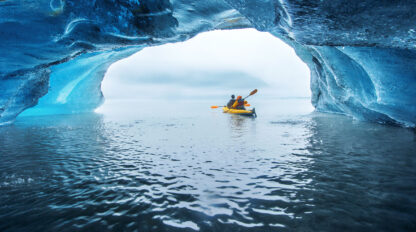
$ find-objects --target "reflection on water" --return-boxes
[1,99,415,231]
[228,115,256,139]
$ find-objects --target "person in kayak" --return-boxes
[231,96,246,109]
[227,95,236,108]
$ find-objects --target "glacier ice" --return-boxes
[1,0,416,126]
[20,46,142,116]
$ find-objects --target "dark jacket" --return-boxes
[227,99,235,108]
[236,99,245,109]
[232,98,245,109]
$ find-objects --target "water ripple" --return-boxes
[1,101,416,231]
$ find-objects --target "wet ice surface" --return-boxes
[1,99,415,231]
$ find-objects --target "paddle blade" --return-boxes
[245,104,250,107]
[249,89,258,96]
[211,106,219,109]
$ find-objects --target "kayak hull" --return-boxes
[222,107,256,117]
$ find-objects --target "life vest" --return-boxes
[237,99,245,107]
[232,99,245,109]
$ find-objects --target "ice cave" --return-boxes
[1,0,416,127]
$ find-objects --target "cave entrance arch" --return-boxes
[99,29,310,107]
[19,29,310,117]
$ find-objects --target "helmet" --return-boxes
[237,96,242,100]
[231,94,235,99]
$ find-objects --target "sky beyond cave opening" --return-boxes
[100,29,310,103]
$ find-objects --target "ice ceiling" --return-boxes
[0,0,415,126]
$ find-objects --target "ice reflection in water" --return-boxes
[0,99,415,231]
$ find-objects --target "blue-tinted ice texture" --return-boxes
[1,0,416,126]
[20,47,142,116]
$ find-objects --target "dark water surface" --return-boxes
[1,99,415,231]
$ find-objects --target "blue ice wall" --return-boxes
[1,0,416,126]
[306,46,416,126]
[0,0,247,125]
[0,69,49,125]
[20,46,142,117]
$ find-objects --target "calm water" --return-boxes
[1,99,415,231]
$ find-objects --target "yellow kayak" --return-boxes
[222,107,256,117]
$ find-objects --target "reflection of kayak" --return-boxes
[222,107,256,117]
